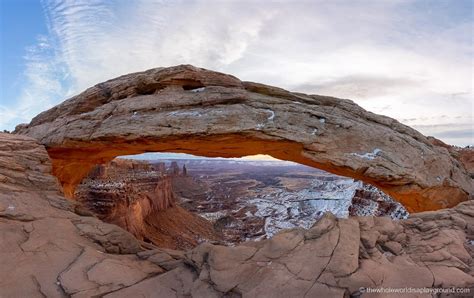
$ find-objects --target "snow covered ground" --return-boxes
[248,178,360,237]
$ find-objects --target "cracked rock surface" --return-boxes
[1,132,473,297]
[0,133,160,297]
[14,65,473,212]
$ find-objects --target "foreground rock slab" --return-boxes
[1,132,473,297]
[0,133,161,297]
[14,65,473,211]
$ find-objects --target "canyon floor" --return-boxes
[165,158,408,243]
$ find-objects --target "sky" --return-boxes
[0,0,472,147]
[122,153,282,161]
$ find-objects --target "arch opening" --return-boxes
[16,65,472,214]
[49,133,469,213]
[74,151,408,250]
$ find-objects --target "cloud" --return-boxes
[2,0,472,146]
[38,0,276,93]
[434,129,472,139]
[0,33,68,130]
[0,106,18,132]
[412,123,473,147]
[293,76,419,100]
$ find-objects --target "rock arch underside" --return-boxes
[14,65,473,212]
[1,65,473,297]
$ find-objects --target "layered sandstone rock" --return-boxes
[88,158,153,179]
[14,65,473,212]
[77,159,175,219]
[427,137,474,178]
[349,183,409,219]
[76,159,220,249]
[455,148,474,178]
[1,132,473,297]
[169,161,180,176]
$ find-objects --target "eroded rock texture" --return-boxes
[14,65,473,212]
[0,133,161,297]
[179,207,474,297]
[76,159,220,250]
[349,183,409,219]
[457,148,474,177]
[76,159,176,226]
[1,132,473,297]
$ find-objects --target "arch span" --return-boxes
[15,65,473,212]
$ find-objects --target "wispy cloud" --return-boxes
[2,0,472,146]
[0,33,68,129]
[412,122,473,147]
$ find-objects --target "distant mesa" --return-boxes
[76,159,217,250]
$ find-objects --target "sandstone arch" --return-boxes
[15,65,473,212]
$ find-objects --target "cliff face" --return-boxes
[76,159,219,249]
[78,159,175,215]
[14,65,473,212]
[349,182,409,219]
[88,159,153,179]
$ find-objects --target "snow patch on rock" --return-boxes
[168,110,202,117]
[265,109,275,121]
[190,87,206,92]
[351,148,382,160]
[200,211,228,223]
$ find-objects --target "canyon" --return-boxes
[75,158,220,250]
[75,157,409,249]
[1,65,473,297]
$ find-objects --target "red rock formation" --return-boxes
[182,164,187,176]
[142,205,221,250]
[428,136,474,177]
[14,65,473,212]
[151,161,166,174]
[453,147,474,180]
[169,161,180,176]
[349,182,409,219]
[76,159,219,249]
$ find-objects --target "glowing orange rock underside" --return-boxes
[48,134,467,213]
